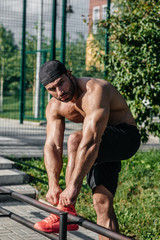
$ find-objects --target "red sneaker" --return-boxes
[34,205,79,233]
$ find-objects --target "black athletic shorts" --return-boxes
[87,123,141,196]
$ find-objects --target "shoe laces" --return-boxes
[58,205,75,213]
[43,214,59,223]
[69,206,75,211]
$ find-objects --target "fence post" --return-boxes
[41,51,46,119]
[104,0,111,78]
[19,0,27,124]
[34,0,43,119]
[51,0,57,60]
[61,0,67,64]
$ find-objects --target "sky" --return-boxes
[0,0,90,45]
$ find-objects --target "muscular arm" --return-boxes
[59,83,110,205]
[44,102,65,204]
[71,107,109,186]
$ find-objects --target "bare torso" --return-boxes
[44,75,136,208]
[48,77,136,127]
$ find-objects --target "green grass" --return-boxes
[114,151,160,239]
[12,150,160,240]
[0,92,48,120]
[0,95,19,119]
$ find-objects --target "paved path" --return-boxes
[0,118,83,157]
[0,118,159,158]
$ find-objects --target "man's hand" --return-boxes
[46,185,62,205]
[59,185,77,206]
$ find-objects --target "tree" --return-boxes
[99,0,160,142]
[65,33,86,74]
[24,30,50,116]
[0,25,19,111]
[65,32,104,79]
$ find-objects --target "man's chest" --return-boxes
[61,103,85,123]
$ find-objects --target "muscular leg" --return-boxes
[65,131,82,201]
[93,185,119,240]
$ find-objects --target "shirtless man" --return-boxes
[34,60,141,239]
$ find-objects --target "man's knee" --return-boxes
[67,131,82,151]
[93,185,114,217]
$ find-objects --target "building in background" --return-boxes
[86,0,116,71]
[89,0,108,34]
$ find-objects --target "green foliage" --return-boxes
[98,0,160,142]
[0,25,20,93]
[65,33,104,79]
[0,92,48,119]
[13,150,160,239]
[65,33,86,74]
[25,31,51,90]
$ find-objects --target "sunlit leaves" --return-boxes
[103,0,160,142]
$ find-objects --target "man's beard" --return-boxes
[55,75,75,102]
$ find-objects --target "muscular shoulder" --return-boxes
[85,79,110,102]
[84,78,108,95]
[81,78,110,114]
[46,98,63,120]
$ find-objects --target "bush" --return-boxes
[99,0,160,142]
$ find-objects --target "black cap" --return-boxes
[39,60,67,86]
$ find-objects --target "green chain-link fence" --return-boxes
[0,0,109,136]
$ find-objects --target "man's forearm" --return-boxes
[70,142,99,187]
[44,143,63,187]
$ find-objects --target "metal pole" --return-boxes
[51,0,57,60]
[41,51,46,119]
[35,0,43,118]
[0,186,63,216]
[19,0,27,124]
[0,58,4,113]
[67,214,134,240]
[0,206,59,240]
[61,0,67,64]
[0,187,134,240]
[104,0,111,77]
[59,212,68,240]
